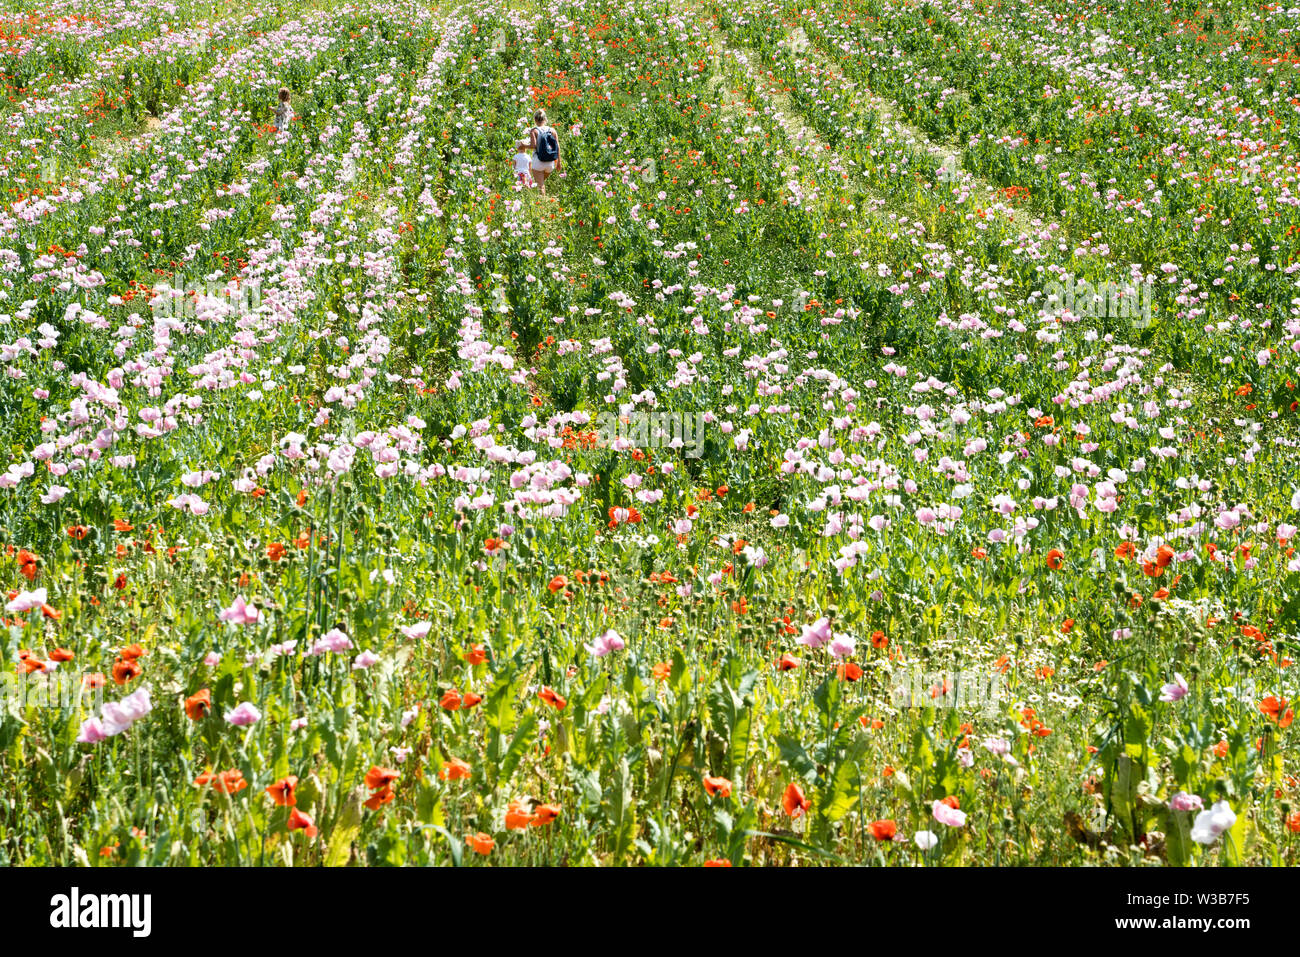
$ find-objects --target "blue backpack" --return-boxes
[535,126,559,162]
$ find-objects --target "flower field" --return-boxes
[1,0,1299,867]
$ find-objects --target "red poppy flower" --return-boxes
[702,776,732,798]
[782,783,809,817]
[185,688,212,720]
[111,656,142,686]
[505,800,534,830]
[1260,696,1295,729]
[538,687,567,710]
[530,804,561,826]
[869,819,897,841]
[364,766,401,790]
[439,757,472,781]
[195,769,247,794]
[266,776,298,807]
[287,808,317,837]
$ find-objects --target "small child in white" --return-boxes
[513,139,532,186]
[274,87,293,132]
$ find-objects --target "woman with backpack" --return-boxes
[528,109,561,195]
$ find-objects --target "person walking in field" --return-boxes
[513,139,533,188]
[528,109,561,195]
[274,87,294,132]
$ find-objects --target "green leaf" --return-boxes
[573,766,602,808]
[910,726,936,771]
[1125,702,1152,746]
[670,648,690,696]
[817,758,859,823]
[605,757,637,863]
[430,826,463,867]
[497,712,537,784]
[727,708,752,777]
[776,734,818,781]
[1164,808,1191,867]
[485,666,521,736]
[1113,755,1139,839]
[708,678,741,737]
[325,785,365,867]
[415,783,444,826]
[812,674,840,722]
[892,769,913,794]
[1222,806,1249,866]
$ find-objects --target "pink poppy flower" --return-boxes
[1159,674,1188,703]
[399,621,431,641]
[798,617,832,650]
[219,595,260,626]
[76,717,110,744]
[1169,792,1204,812]
[585,629,625,658]
[932,800,967,828]
[225,702,262,726]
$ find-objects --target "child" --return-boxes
[274,87,293,132]
[513,139,532,186]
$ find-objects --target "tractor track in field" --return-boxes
[93,114,161,172]
[694,5,1056,242]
